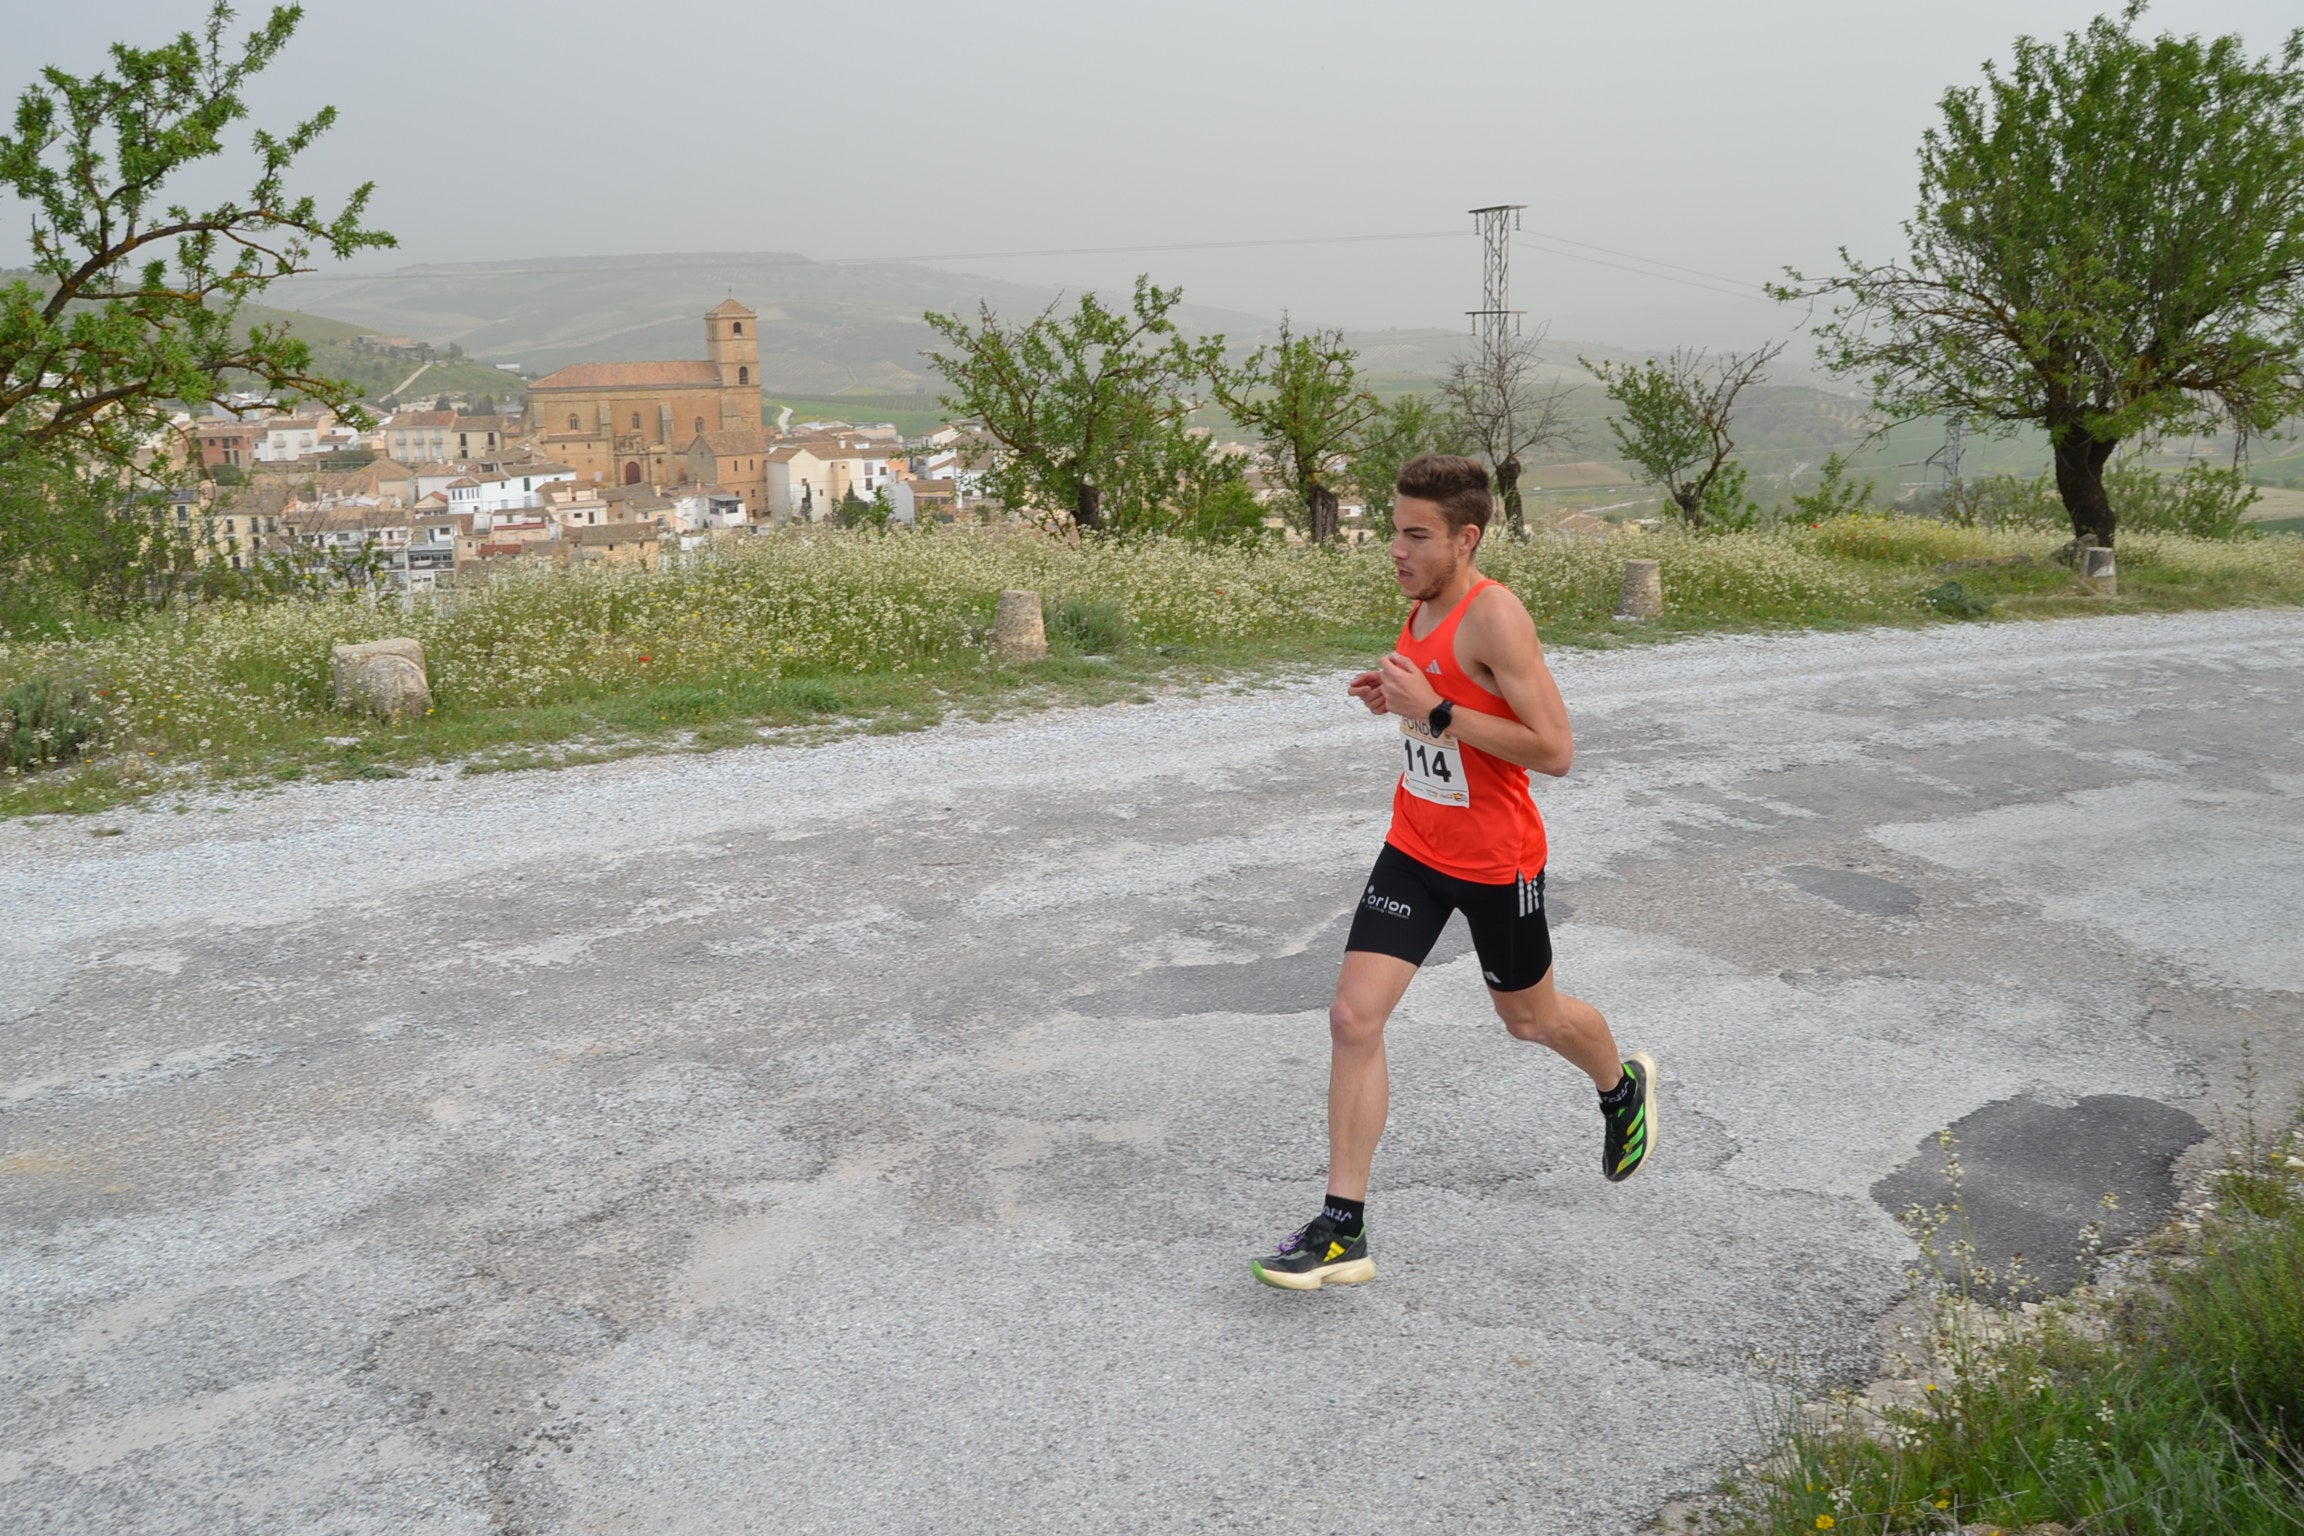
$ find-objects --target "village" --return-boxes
[168,300,978,590]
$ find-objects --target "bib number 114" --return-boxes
[1399,718,1471,807]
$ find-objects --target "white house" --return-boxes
[248,411,354,462]
[440,466,579,525]
[762,441,894,521]
[666,489,750,532]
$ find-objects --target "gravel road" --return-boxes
[4,608,2302,1535]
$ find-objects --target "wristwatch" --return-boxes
[1427,699,1454,736]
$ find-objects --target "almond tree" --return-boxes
[1582,343,1783,529]
[924,276,1227,535]
[1211,318,1378,543]
[1777,5,2304,547]
[1437,328,1576,536]
[0,4,394,473]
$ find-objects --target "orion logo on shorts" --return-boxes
[1364,883,1413,919]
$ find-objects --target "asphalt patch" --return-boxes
[1784,865,1920,918]
[1871,1093,2204,1295]
[1072,914,1467,1017]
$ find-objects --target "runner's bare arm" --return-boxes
[1375,590,1573,775]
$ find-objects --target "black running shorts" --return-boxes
[1344,843,1553,993]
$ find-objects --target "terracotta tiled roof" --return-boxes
[390,411,457,429]
[765,443,860,463]
[564,522,658,545]
[528,361,723,390]
[692,429,768,457]
[707,299,755,317]
[301,507,413,533]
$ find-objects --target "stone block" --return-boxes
[1616,559,1663,619]
[2080,546,2117,596]
[332,638,433,722]
[993,590,1047,663]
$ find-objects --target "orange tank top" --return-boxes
[1385,578,1550,884]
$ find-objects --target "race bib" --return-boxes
[1398,715,1471,807]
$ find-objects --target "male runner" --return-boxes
[1252,454,1655,1290]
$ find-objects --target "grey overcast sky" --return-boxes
[9,0,2301,347]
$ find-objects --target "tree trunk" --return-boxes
[1307,481,1339,544]
[1075,481,1103,533]
[2050,428,2119,548]
[1673,486,1704,528]
[1497,454,1525,536]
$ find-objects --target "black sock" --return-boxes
[1598,1070,1638,1112]
[1321,1194,1365,1234]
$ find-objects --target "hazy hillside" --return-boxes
[269,253,1293,394]
[30,256,2287,504]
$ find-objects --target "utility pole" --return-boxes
[1925,415,1967,504]
[1467,204,1525,367]
[1468,204,1527,534]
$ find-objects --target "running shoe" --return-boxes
[1603,1050,1659,1183]
[1250,1215,1374,1291]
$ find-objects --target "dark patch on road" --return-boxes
[1872,1094,2205,1295]
[1784,865,1921,918]
[1073,913,1474,1018]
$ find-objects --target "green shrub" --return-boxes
[2107,460,2261,540]
[1941,473,2066,531]
[0,675,105,772]
[1919,579,1996,618]
[1178,478,1275,547]
[2157,1209,2304,1449]
[1791,453,1878,522]
[774,678,843,714]
[1044,595,1131,654]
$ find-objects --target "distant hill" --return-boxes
[47,254,2289,504]
[269,252,1297,395]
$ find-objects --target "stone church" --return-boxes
[526,300,769,496]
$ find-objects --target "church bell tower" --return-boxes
[706,299,761,431]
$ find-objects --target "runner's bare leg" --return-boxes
[1490,966,1624,1088]
[1325,950,1420,1202]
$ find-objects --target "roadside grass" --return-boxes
[1705,1081,2304,1536]
[5,518,2301,819]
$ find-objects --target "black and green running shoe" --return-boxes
[1250,1215,1375,1291]
[1603,1050,1659,1183]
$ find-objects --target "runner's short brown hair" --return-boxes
[1395,454,1493,536]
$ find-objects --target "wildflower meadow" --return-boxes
[4,518,2301,817]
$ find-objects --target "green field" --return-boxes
[764,392,949,437]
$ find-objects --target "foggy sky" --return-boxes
[10,1,2300,349]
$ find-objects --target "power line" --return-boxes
[1518,227,1768,291]
[277,224,1782,304]
[281,230,1476,285]
[837,230,1472,266]
[1511,237,1766,303]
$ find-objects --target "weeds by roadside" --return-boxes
[3,519,2301,819]
[1692,1051,2304,1536]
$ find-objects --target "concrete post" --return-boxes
[332,638,433,722]
[1616,559,1663,620]
[993,590,1048,662]
[2080,546,2117,596]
